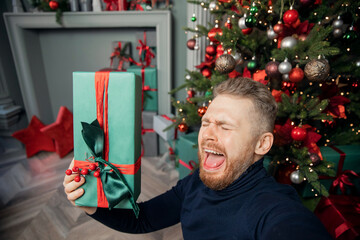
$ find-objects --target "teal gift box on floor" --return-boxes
[73,71,142,209]
[176,132,199,179]
[127,66,157,112]
[300,145,360,198]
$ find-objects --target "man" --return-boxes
[64,77,332,239]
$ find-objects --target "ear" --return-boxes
[254,132,274,156]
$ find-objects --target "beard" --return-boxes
[198,141,254,191]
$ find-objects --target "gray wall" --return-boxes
[0,0,187,127]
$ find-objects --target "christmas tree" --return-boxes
[170,0,360,197]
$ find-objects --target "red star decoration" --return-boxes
[41,106,74,158]
[12,116,55,158]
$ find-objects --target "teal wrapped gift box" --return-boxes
[73,71,142,209]
[300,145,360,198]
[176,132,199,179]
[127,66,157,112]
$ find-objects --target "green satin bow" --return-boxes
[81,120,140,218]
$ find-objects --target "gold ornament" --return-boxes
[304,59,330,82]
[215,54,236,74]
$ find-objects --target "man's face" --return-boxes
[198,94,259,191]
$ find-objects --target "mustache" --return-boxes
[200,140,225,154]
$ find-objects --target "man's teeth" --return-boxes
[204,149,223,155]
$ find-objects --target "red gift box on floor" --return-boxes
[314,171,360,240]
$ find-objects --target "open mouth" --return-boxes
[203,149,226,171]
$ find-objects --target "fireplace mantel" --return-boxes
[4,11,172,124]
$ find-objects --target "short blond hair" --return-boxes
[214,77,278,135]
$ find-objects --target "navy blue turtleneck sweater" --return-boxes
[90,159,332,239]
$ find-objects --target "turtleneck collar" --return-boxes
[202,158,267,196]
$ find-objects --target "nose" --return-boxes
[201,123,218,142]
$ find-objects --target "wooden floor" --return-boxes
[0,151,183,240]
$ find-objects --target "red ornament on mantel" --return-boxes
[49,1,59,10]
[40,106,74,158]
[12,116,56,158]
[291,127,307,141]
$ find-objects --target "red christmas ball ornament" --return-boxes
[72,166,79,173]
[273,22,284,34]
[201,68,212,78]
[49,0,59,10]
[187,89,195,98]
[283,8,299,25]
[74,175,81,182]
[187,39,196,50]
[242,28,253,35]
[197,106,208,117]
[93,170,100,178]
[89,163,97,171]
[289,66,304,83]
[225,19,232,29]
[216,44,224,54]
[81,168,89,175]
[291,127,307,141]
[208,27,223,44]
[65,169,72,175]
[178,123,188,133]
[298,34,307,41]
[206,45,217,56]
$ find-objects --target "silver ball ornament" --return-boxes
[238,16,247,30]
[209,1,216,11]
[185,74,191,80]
[332,18,343,29]
[267,26,278,40]
[290,170,304,184]
[333,28,343,38]
[232,52,242,64]
[278,59,292,74]
[282,73,290,81]
[281,36,298,49]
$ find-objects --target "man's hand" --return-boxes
[63,159,97,215]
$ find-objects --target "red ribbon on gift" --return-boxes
[331,170,360,195]
[179,159,198,174]
[110,42,131,70]
[160,114,178,140]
